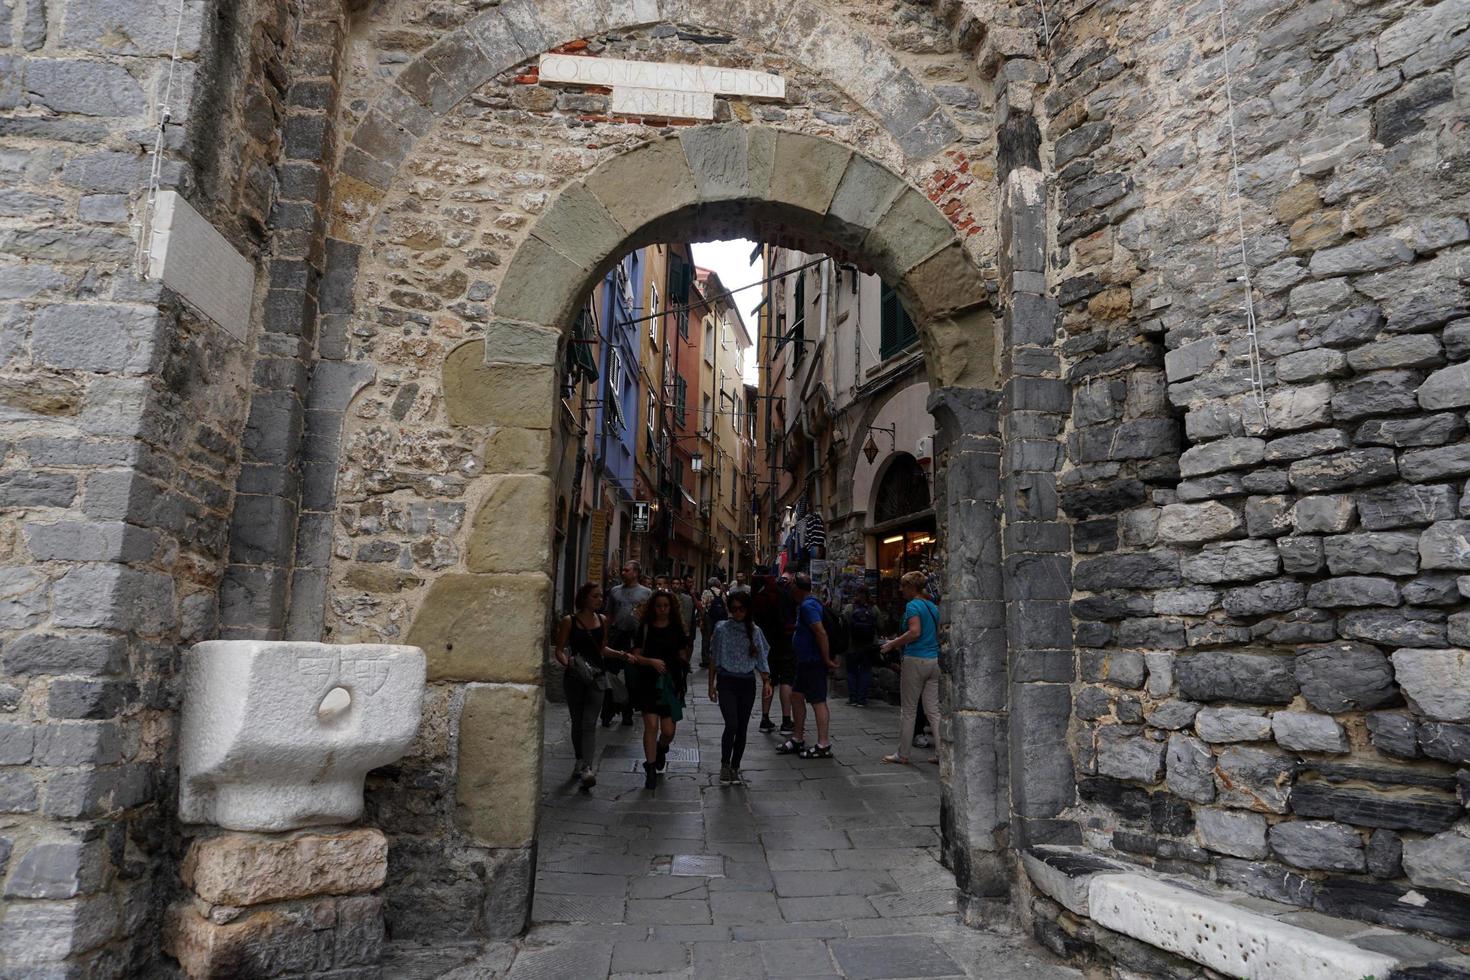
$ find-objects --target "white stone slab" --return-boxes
[610,86,714,120]
[1088,873,1397,980]
[539,53,785,99]
[179,641,425,832]
[147,191,255,344]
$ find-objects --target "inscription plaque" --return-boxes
[538,53,786,121]
[611,86,715,121]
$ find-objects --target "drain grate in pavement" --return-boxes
[670,854,725,877]
[601,744,700,763]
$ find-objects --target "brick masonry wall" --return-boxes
[0,0,300,973]
[1040,0,1470,949]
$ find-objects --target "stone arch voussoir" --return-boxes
[339,0,965,202]
[490,128,995,390]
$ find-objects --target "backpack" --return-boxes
[847,604,878,646]
[704,591,727,629]
[821,604,849,658]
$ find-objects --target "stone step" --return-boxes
[1025,845,1470,980]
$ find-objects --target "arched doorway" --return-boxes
[283,0,1066,943]
[871,452,937,623]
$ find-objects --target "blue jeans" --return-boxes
[847,664,871,704]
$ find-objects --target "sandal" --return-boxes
[882,753,910,765]
[775,738,805,755]
[798,744,833,759]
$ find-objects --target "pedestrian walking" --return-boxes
[751,574,794,733]
[706,592,772,785]
[552,583,626,790]
[777,572,837,759]
[629,590,691,790]
[881,571,942,765]
[678,574,700,656]
[699,576,727,669]
[844,587,879,707]
[602,561,651,727]
[728,571,752,598]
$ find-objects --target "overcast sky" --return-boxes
[691,239,763,375]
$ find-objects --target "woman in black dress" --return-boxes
[629,590,690,789]
[553,582,628,791]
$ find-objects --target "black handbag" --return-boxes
[568,654,604,687]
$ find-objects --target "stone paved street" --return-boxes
[393,673,1082,979]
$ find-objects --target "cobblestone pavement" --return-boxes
[394,671,1083,979]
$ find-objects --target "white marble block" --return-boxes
[180,641,426,832]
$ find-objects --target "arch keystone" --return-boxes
[768,131,851,217]
[680,124,751,204]
[531,182,629,275]
[584,138,698,237]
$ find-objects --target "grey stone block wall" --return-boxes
[1035,0,1470,952]
[0,0,293,973]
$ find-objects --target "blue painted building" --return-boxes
[593,250,644,541]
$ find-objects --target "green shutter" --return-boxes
[570,307,600,382]
[879,282,916,360]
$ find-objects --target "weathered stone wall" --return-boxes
[297,1,1002,943]
[1041,0,1470,952]
[0,0,300,972]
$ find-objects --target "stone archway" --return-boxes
[408,127,1007,933]
[267,0,1068,943]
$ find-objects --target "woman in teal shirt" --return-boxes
[879,571,941,764]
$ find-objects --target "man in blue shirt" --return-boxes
[777,572,837,758]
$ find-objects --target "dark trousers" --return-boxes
[717,673,757,768]
[563,671,601,765]
[846,663,872,704]
[600,662,633,725]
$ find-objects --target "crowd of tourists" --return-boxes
[552,561,942,792]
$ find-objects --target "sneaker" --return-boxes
[729,768,744,784]
[571,761,585,780]
[759,717,776,733]
[719,765,734,785]
[643,761,657,790]
[655,741,669,771]
[579,767,597,790]
[779,718,794,734]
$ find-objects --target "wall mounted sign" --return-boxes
[539,54,786,121]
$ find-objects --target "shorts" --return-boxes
[768,645,796,687]
[793,659,828,704]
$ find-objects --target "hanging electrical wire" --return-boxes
[1216,0,1269,427]
[603,255,827,334]
[134,0,190,276]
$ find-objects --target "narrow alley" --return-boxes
[391,691,1081,979]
